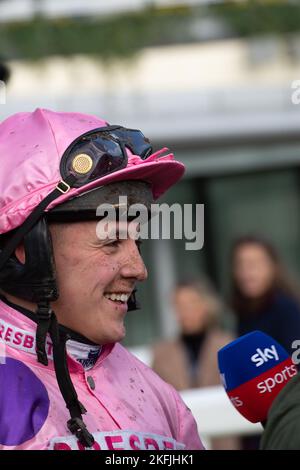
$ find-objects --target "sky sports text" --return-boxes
[229,364,297,407]
[257,364,297,394]
[251,341,300,367]
[228,363,298,411]
[96,198,204,251]
[228,342,300,406]
[251,345,279,367]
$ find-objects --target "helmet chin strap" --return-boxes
[49,316,95,448]
[127,289,140,311]
[35,302,96,447]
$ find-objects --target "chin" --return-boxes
[114,326,126,343]
[97,326,126,345]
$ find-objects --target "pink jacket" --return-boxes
[0,299,204,450]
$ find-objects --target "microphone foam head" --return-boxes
[218,331,297,422]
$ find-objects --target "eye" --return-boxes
[100,238,121,250]
[107,239,121,248]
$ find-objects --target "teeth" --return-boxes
[104,293,130,302]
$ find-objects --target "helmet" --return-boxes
[0,108,185,447]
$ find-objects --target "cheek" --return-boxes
[259,266,274,286]
[55,247,122,294]
[89,258,121,286]
[54,244,82,277]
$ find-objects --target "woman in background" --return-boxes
[152,278,238,449]
[231,235,300,356]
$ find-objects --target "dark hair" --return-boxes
[0,62,10,83]
[230,235,300,317]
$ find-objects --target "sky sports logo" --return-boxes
[251,345,279,367]
[227,360,297,418]
[223,344,298,404]
[257,363,297,394]
[250,344,298,395]
[251,342,300,367]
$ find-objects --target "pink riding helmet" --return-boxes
[0,108,185,234]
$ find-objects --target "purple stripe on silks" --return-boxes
[0,357,49,446]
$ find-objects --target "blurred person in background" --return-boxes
[152,278,239,450]
[230,234,300,450]
[231,235,300,356]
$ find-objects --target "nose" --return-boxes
[120,239,148,282]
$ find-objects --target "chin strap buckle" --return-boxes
[67,417,95,448]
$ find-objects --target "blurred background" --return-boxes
[1,0,300,448]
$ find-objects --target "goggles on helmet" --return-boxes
[60,125,153,188]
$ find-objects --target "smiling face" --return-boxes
[49,220,147,344]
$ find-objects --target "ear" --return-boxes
[15,244,26,264]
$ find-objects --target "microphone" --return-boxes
[218,330,298,423]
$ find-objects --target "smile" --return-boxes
[104,293,130,303]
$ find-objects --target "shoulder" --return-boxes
[108,344,187,409]
[261,373,300,449]
[100,343,204,450]
[204,328,234,351]
[152,338,182,357]
[110,343,178,387]
[275,291,299,308]
[274,292,300,320]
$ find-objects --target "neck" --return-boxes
[2,292,37,313]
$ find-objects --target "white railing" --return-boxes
[129,346,262,449]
